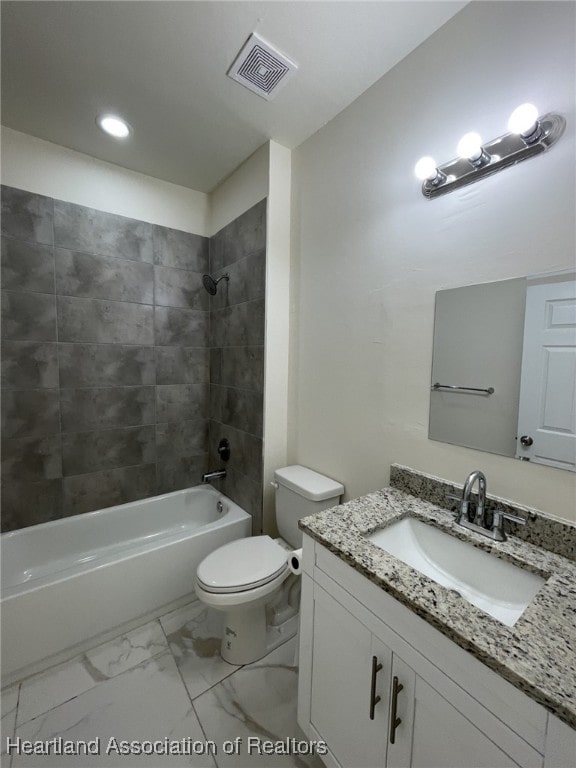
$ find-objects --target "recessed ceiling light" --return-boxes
[96,113,131,139]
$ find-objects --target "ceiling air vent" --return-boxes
[227,33,298,101]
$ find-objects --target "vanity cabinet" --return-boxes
[298,536,574,768]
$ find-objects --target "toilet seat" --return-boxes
[196,535,289,594]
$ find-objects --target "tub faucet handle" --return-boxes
[202,469,226,483]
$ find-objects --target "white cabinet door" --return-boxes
[309,585,391,768]
[410,676,522,768]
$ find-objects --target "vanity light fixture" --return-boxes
[415,103,565,199]
[96,113,131,139]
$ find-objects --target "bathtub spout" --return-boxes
[202,469,226,482]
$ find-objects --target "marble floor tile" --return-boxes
[11,652,216,768]
[247,636,299,670]
[1,683,20,768]
[159,601,240,701]
[193,637,324,768]
[17,621,167,726]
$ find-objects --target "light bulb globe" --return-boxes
[508,103,539,136]
[414,156,438,181]
[457,132,483,161]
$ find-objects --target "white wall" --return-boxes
[262,142,292,532]
[208,144,270,236]
[1,127,209,235]
[289,2,576,521]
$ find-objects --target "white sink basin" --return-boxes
[367,517,546,626]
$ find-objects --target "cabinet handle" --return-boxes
[389,676,404,744]
[369,655,383,720]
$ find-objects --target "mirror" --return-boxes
[429,270,576,472]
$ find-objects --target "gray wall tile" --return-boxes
[210,348,222,385]
[154,265,208,310]
[207,200,266,525]
[155,347,209,385]
[54,200,154,263]
[60,386,155,432]
[63,464,157,516]
[210,468,262,533]
[208,420,263,483]
[55,249,154,304]
[1,237,55,294]
[1,389,61,439]
[156,383,209,423]
[152,225,208,272]
[156,420,208,459]
[58,344,155,388]
[154,306,208,346]
[1,187,220,530]
[210,385,263,437]
[62,425,156,476]
[156,455,207,495]
[1,479,63,533]
[210,346,264,392]
[1,291,57,341]
[1,435,62,482]
[1,341,59,389]
[210,199,266,272]
[210,249,265,310]
[58,296,154,344]
[1,186,54,245]
[210,299,265,347]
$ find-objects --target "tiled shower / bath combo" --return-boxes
[1,185,267,534]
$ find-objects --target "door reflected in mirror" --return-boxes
[429,270,576,472]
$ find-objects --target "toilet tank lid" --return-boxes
[274,465,344,502]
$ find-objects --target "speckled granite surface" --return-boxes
[390,463,576,562]
[299,486,576,730]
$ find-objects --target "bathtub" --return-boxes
[1,485,251,684]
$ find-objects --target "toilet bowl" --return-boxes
[195,465,344,665]
[196,536,292,664]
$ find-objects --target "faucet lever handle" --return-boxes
[446,493,464,521]
[494,510,526,526]
[490,509,526,542]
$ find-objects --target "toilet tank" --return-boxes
[274,465,344,548]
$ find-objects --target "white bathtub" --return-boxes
[1,485,251,684]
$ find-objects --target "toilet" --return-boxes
[195,465,344,664]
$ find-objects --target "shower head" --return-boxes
[202,273,229,295]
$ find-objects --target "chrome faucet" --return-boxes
[461,470,487,526]
[202,469,226,483]
[490,509,527,542]
[453,470,526,542]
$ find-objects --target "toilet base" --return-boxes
[221,608,298,665]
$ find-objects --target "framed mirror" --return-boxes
[429,270,576,472]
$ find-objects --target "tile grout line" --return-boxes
[156,610,236,768]
[51,198,65,520]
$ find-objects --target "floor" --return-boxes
[1,601,325,768]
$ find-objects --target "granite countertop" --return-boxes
[299,486,576,730]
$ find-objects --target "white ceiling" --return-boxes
[1,1,466,193]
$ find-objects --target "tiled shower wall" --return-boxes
[0,186,266,533]
[208,200,266,534]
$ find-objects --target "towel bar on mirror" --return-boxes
[431,383,495,395]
